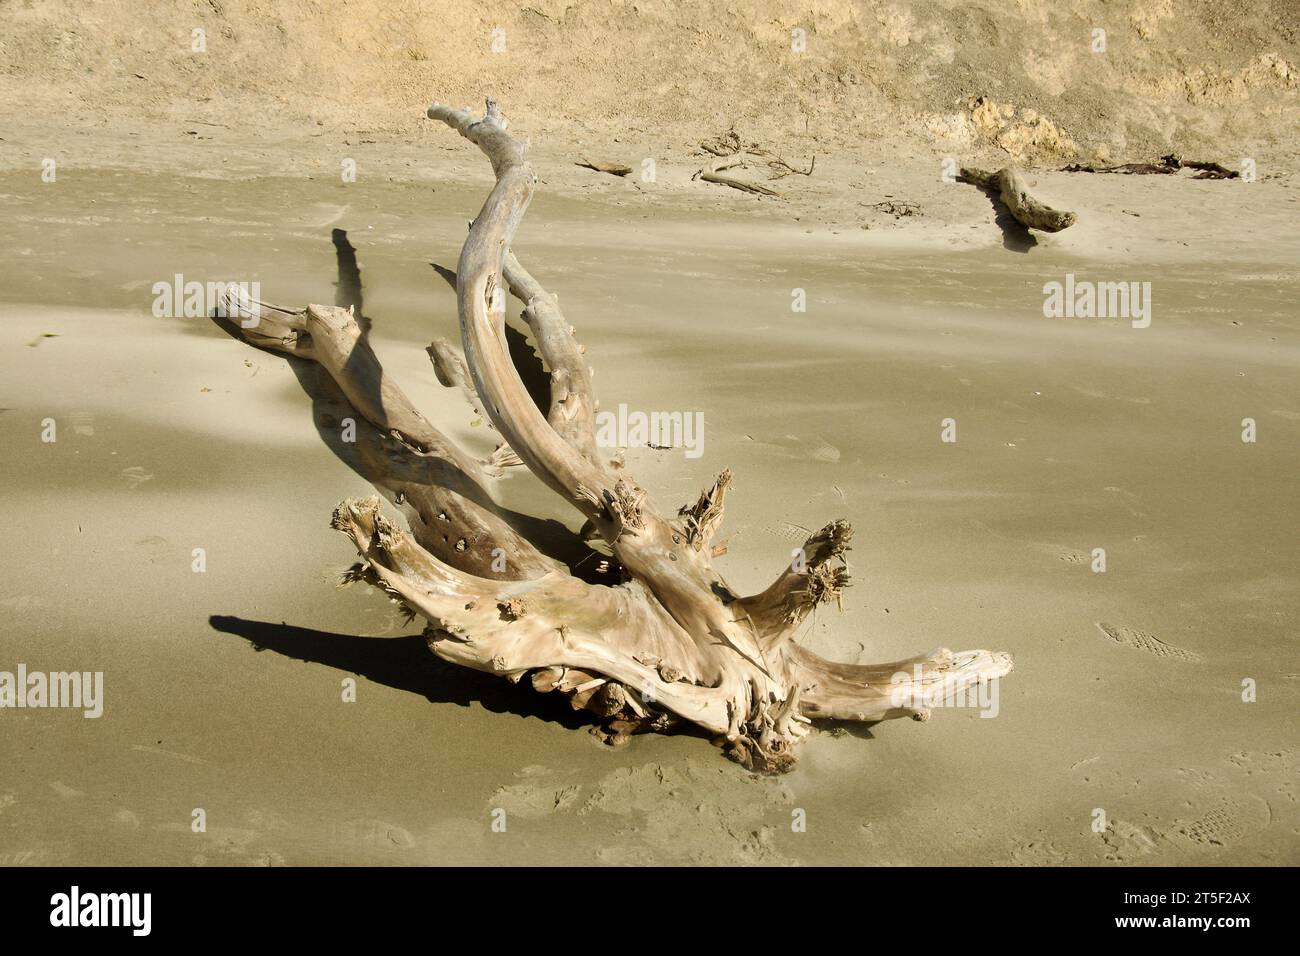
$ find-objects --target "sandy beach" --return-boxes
[0,1,1297,867]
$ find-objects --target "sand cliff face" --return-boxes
[1,0,1295,161]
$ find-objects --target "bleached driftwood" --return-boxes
[576,158,632,177]
[218,99,1013,771]
[959,165,1077,232]
[694,154,782,197]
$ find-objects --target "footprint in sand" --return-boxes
[1227,750,1298,804]
[0,850,49,865]
[488,781,583,819]
[111,809,141,829]
[1054,548,1089,565]
[302,203,351,228]
[1104,797,1269,861]
[757,521,813,543]
[1027,541,1095,565]
[1100,819,1163,862]
[1169,797,1268,850]
[1096,622,1203,663]
[1010,839,1069,865]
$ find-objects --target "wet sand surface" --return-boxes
[1,168,1297,865]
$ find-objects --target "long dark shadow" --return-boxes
[332,228,367,333]
[209,615,592,728]
[975,187,1038,253]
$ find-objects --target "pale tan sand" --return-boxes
[0,148,1297,865]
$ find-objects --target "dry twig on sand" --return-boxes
[872,200,921,218]
[696,126,814,192]
[1060,153,1239,180]
[694,154,782,197]
[575,158,632,177]
[766,154,816,180]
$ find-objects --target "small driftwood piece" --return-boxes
[698,127,812,185]
[767,154,815,180]
[576,158,632,177]
[959,165,1077,233]
[1061,153,1239,180]
[1060,160,1174,176]
[694,155,781,197]
[213,99,1013,772]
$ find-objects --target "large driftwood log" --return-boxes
[217,99,1013,771]
[959,165,1077,233]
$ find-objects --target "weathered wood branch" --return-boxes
[332,496,743,734]
[694,154,782,197]
[217,295,558,580]
[426,101,613,521]
[678,469,733,554]
[575,158,632,177]
[427,101,758,656]
[959,165,1077,232]
[502,253,603,470]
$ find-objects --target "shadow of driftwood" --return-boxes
[210,615,592,728]
[331,228,367,334]
[974,186,1038,253]
[817,720,878,741]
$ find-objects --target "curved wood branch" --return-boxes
[414,99,1015,770]
[502,252,602,469]
[427,336,487,422]
[426,101,760,655]
[694,154,782,197]
[959,165,1077,232]
[427,101,612,521]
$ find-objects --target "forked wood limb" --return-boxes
[694,154,782,197]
